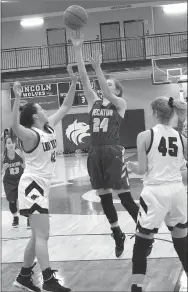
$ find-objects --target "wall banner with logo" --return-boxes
[62,113,91,152]
[62,110,145,151]
[11,83,59,110]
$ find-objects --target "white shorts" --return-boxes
[18,173,51,217]
[137,182,187,234]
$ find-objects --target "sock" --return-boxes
[20,267,32,277]
[131,284,142,292]
[42,268,53,282]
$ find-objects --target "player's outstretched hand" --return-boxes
[71,29,84,49]
[13,81,22,98]
[88,50,102,70]
[67,65,78,83]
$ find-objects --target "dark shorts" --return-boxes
[87,145,130,190]
[3,181,18,202]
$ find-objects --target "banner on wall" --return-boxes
[11,83,57,99]
[11,83,59,110]
[62,113,91,151]
[58,79,102,107]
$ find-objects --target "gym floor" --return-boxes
[1,152,187,291]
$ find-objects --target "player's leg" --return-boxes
[4,183,19,227]
[87,146,125,257]
[30,214,71,291]
[171,226,187,273]
[9,200,19,227]
[87,147,119,231]
[102,145,128,257]
[131,186,167,292]
[109,146,139,222]
[131,232,155,292]
[13,226,39,292]
[15,174,71,292]
[165,183,188,273]
[97,188,125,258]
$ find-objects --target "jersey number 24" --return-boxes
[93,118,109,132]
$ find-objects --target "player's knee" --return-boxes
[30,215,50,240]
[132,235,154,274]
[97,189,112,196]
[9,201,17,214]
[99,193,113,207]
[35,228,49,241]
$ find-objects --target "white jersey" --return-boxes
[23,125,57,179]
[143,124,185,186]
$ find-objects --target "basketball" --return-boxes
[63,5,88,30]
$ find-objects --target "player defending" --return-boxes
[72,30,139,257]
[127,96,187,292]
[11,65,77,292]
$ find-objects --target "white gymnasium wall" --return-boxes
[153,6,187,34]
[3,4,187,50]
[1,84,11,133]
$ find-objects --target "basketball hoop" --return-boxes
[168,76,180,84]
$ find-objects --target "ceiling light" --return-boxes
[162,3,187,14]
[20,18,44,28]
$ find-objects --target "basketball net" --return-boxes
[168,76,185,101]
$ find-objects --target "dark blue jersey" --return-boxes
[89,100,123,146]
[3,152,24,185]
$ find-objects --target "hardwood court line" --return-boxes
[2,257,180,265]
[2,232,172,241]
[2,234,177,263]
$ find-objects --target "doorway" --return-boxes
[47,28,67,67]
[100,22,122,62]
[124,20,146,60]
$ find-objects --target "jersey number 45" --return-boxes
[158,137,178,157]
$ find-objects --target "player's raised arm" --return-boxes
[11,82,38,145]
[71,30,99,112]
[48,65,77,126]
[88,51,127,112]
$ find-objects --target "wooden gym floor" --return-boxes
[1,152,187,291]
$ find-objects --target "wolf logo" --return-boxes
[65,119,90,145]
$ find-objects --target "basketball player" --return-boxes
[72,30,139,257]
[127,96,187,292]
[2,135,24,227]
[11,65,77,292]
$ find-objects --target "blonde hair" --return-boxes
[150,96,187,125]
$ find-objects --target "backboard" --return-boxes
[151,56,187,85]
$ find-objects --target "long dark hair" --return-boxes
[4,135,16,158]
[20,103,37,128]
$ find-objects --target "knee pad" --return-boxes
[132,235,154,275]
[9,201,17,214]
[99,193,118,224]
